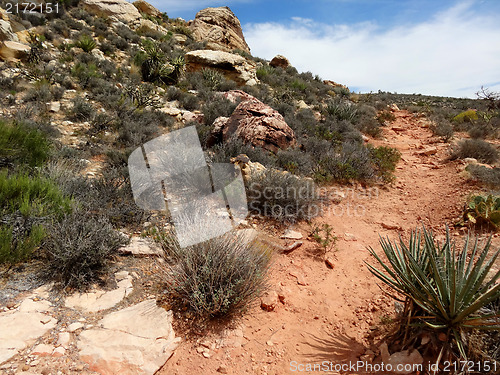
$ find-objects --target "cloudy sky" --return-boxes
[151,0,500,98]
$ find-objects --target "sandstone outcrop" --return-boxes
[189,7,250,53]
[210,92,296,152]
[133,0,162,18]
[269,54,290,69]
[185,49,257,86]
[81,0,142,23]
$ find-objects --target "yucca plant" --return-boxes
[76,34,97,53]
[366,227,500,360]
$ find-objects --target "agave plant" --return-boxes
[464,194,500,230]
[76,34,97,53]
[366,227,500,358]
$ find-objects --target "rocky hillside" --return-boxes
[0,1,499,374]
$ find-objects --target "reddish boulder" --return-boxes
[269,55,290,69]
[210,92,296,153]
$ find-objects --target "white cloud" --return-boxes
[243,1,500,97]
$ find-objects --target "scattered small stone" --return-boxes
[417,147,438,157]
[202,351,211,358]
[343,232,357,241]
[67,322,84,332]
[52,347,65,357]
[282,241,303,254]
[325,257,335,269]
[57,332,71,349]
[381,222,402,231]
[260,291,279,312]
[281,229,303,240]
[48,102,60,112]
[266,340,274,346]
[217,365,228,374]
[32,344,55,356]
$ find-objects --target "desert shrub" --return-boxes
[0,171,71,218]
[90,17,109,37]
[123,83,160,109]
[326,100,359,122]
[106,33,129,51]
[369,145,401,182]
[70,97,94,121]
[201,68,224,90]
[71,61,101,87]
[99,40,116,55]
[367,227,500,360]
[75,34,96,52]
[69,8,93,24]
[171,25,192,38]
[463,194,500,230]
[135,41,185,84]
[315,142,375,183]
[376,109,396,124]
[452,139,499,164]
[466,164,500,188]
[467,121,498,139]
[114,24,140,43]
[431,121,454,141]
[453,109,478,123]
[179,92,200,111]
[276,147,315,175]
[355,104,381,137]
[0,223,45,264]
[208,138,277,168]
[0,121,51,168]
[160,230,271,319]
[246,169,322,222]
[115,110,169,147]
[23,81,52,102]
[0,171,72,263]
[43,210,127,290]
[202,96,238,126]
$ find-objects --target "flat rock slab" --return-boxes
[118,238,163,257]
[78,299,180,375]
[0,309,56,363]
[281,229,303,240]
[65,272,133,313]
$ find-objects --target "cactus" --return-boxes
[464,194,500,229]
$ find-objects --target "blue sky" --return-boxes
[151,0,500,98]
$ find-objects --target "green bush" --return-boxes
[0,171,72,218]
[0,171,72,263]
[0,223,45,264]
[43,210,128,290]
[315,142,375,183]
[160,230,271,319]
[0,121,51,168]
[453,109,478,123]
[452,139,499,164]
[367,227,500,360]
[369,145,401,182]
[246,169,322,222]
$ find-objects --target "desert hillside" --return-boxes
[0,2,499,375]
